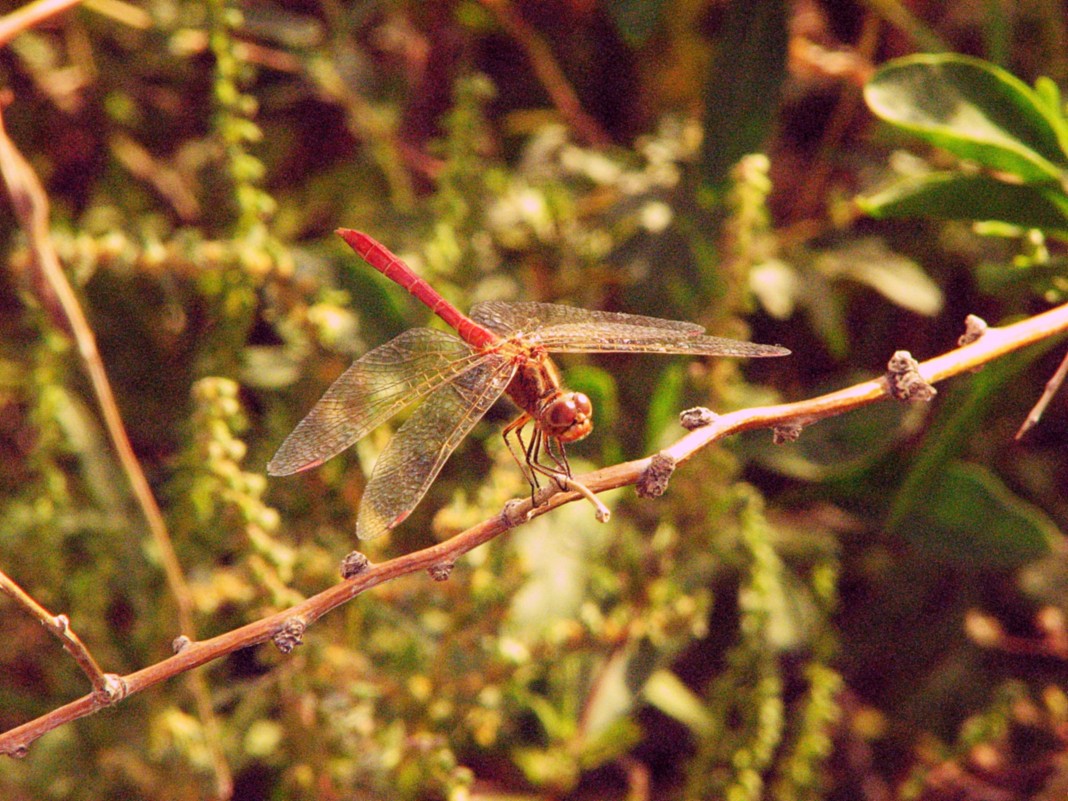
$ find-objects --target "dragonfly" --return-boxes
[268,230,790,539]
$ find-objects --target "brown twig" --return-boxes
[0,99,232,794]
[3,300,1068,757]
[0,0,82,47]
[0,97,199,644]
[1015,347,1068,440]
[477,0,612,148]
[0,569,114,697]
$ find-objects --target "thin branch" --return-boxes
[1016,347,1068,439]
[477,0,612,147]
[0,569,114,696]
[4,300,1068,757]
[0,98,232,794]
[0,0,82,47]
[0,98,197,638]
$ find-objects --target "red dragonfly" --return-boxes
[269,230,789,539]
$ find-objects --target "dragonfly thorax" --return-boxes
[505,354,593,442]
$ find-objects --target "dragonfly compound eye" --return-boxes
[548,393,593,442]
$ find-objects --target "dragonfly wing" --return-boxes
[469,301,788,357]
[356,355,518,540]
[527,325,790,357]
[471,301,706,336]
[268,328,489,476]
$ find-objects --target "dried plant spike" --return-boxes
[680,407,718,430]
[636,453,676,498]
[887,350,937,402]
[340,552,372,579]
[272,617,307,654]
[959,314,989,346]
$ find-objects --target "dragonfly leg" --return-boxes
[525,434,606,520]
[522,432,571,492]
[544,436,572,478]
[503,414,540,497]
[504,417,580,504]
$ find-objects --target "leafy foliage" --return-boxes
[1,2,1067,801]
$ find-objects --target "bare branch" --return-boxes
[0,98,231,792]
[4,300,1068,757]
[0,569,113,696]
[1016,347,1068,440]
[0,0,83,48]
[477,0,612,147]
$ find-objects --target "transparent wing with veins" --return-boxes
[471,301,790,358]
[267,328,495,476]
[356,355,518,540]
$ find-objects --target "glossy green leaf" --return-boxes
[897,461,1056,567]
[865,54,1068,182]
[887,343,1061,567]
[889,337,1063,537]
[859,172,1068,233]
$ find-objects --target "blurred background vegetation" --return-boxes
[2,1,1068,799]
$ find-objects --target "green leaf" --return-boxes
[897,462,1056,567]
[865,54,1068,182]
[643,361,685,453]
[701,0,788,187]
[814,237,943,316]
[859,172,1068,233]
[889,342,1062,533]
[643,669,713,735]
[1034,76,1064,122]
[889,343,1062,567]
[757,375,915,481]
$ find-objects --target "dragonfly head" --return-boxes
[542,392,593,443]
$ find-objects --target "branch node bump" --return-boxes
[427,561,455,582]
[95,674,129,705]
[680,407,718,430]
[533,484,557,507]
[502,499,530,527]
[887,350,937,402]
[773,422,805,444]
[636,453,676,498]
[172,635,192,653]
[959,314,988,346]
[340,551,371,579]
[272,616,307,654]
